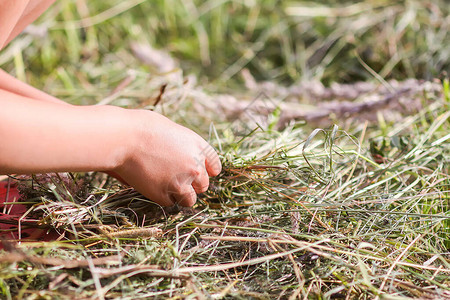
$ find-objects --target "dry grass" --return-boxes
[1,75,449,299]
[0,0,449,299]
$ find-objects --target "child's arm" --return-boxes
[0,69,68,105]
[0,89,221,206]
[0,0,56,49]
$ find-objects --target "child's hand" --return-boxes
[0,91,220,207]
[114,110,221,207]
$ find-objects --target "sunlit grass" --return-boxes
[1,0,448,91]
[0,0,449,298]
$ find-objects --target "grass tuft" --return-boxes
[0,0,449,298]
[1,77,448,298]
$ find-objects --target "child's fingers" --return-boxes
[191,168,210,194]
[170,185,197,207]
[156,192,176,207]
[165,172,199,207]
[204,147,222,177]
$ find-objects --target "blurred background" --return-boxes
[0,0,448,98]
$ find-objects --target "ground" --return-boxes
[0,1,449,299]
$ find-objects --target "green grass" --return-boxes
[1,0,449,91]
[0,0,449,299]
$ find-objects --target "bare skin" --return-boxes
[0,0,222,207]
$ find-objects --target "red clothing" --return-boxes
[0,180,57,247]
[0,0,59,246]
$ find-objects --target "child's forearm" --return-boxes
[0,69,68,105]
[0,89,129,174]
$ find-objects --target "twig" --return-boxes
[0,252,120,268]
[98,227,163,239]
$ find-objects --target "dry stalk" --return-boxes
[0,252,120,268]
[98,227,163,239]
